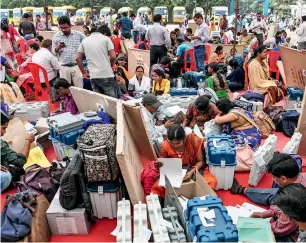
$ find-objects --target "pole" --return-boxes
[233,0,239,58]
[44,0,49,30]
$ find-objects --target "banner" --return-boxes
[128,48,150,76]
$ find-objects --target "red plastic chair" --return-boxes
[15,53,23,65]
[28,63,51,101]
[204,43,212,65]
[16,39,28,54]
[27,39,37,46]
[267,50,280,80]
[180,49,197,73]
[243,61,249,90]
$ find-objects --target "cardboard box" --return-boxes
[164,171,217,225]
[46,190,91,235]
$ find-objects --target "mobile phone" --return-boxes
[60,42,66,46]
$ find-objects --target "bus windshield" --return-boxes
[155,8,166,15]
[0,11,9,19]
[173,10,185,16]
[33,11,44,17]
[13,11,21,18]
[76,11,85,17]
[215,9,227,16]
[53,10,66,17]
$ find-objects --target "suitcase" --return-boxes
[185,196,238,242]
[170,88,198,96]
[287,87,304,101]
[19,195,51,242]
[207,135,236,190]
[9,102,50,121]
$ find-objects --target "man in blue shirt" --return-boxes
[116,12,133,39]
[171,37,192,77]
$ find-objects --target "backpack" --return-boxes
[1,192,35,242]
[277,111,300,137]
[15,164,58,202]
[253,111,276,139]
[140,163,159,195]
[49,157,70,183]
[59,154,95,223]
[77,124,119,182]
[182,72,201,88]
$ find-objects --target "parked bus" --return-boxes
[33,7,54,25]
[0,9,13,25]
[76,8,94,25]
[100,7,115,17]
[118,7,133,15]
[137,7,152,21]
[154,6,168,22]
[53,6,76,24]
[211,6,228,26]
[173,6,186,23]
[193,7,204,16]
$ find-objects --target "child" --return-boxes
[54,78,79,115]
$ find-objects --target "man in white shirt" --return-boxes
[76,25,117,98]
[279,17,286,31]
[297,15,306,50]
[141,94,174,147]
[32,39,61,83]
[70,14,76,26]
[250,13,267,45]
[225,27,234,43]
[131,13,142,44]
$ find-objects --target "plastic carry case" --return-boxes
[162,206,187,242]
[287,87,304,101]
[116,199,132,243]
[146,194,171,243]
[283,132,302,154]
[248,134,278,186]
[47,112,84,134]
[133,203,149,243]
[206,135,236,190]
[158,95,198,109]
[87,179,124,219]
[50,128,84,146]
[170,88,198,96]
[185,196,238,242]
[9,101,50,121]
[51,138,79,160]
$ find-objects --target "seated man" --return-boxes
[274,184,306,242]
[230,152,305,206]
[172,37,192,73]
[1,102,35,192]
[226,48,245,67]
[54,79,79,115]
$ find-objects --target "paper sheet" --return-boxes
[24,146,51,170]
[194,124,203,139]
[166,105,184,116]
[184,127,193,135]
[159,158,182,188]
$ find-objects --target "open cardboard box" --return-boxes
[165,170,217,227]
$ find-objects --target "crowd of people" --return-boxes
[1,8,306,242]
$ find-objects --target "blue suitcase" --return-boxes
[185,196,238,242]
[170,88,198,96]
[206,135,236,166]
[287,87,304,101]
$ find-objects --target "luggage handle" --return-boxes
[213,139,221,148]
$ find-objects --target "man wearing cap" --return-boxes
[0,102,35,192]
[141,94,174,147]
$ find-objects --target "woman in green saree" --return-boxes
[206,62,229,99]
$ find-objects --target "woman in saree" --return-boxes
[151,125,217,197]
[215,98,262,151]
[183,96,219,131]
[248,45,287,107]
[206,62,229,99]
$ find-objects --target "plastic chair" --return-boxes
[15,53,23,65]
[204,43,212,65]
[16,39,28,54]
[243,61,249,90]
[28,62,51,101]
[26,39,37,46]
[267,50,280,80]
[180,49,197,73]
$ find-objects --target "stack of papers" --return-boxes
[158,158,186,188]
[237,217,275,242]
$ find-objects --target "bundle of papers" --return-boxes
[237,217,275,242]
